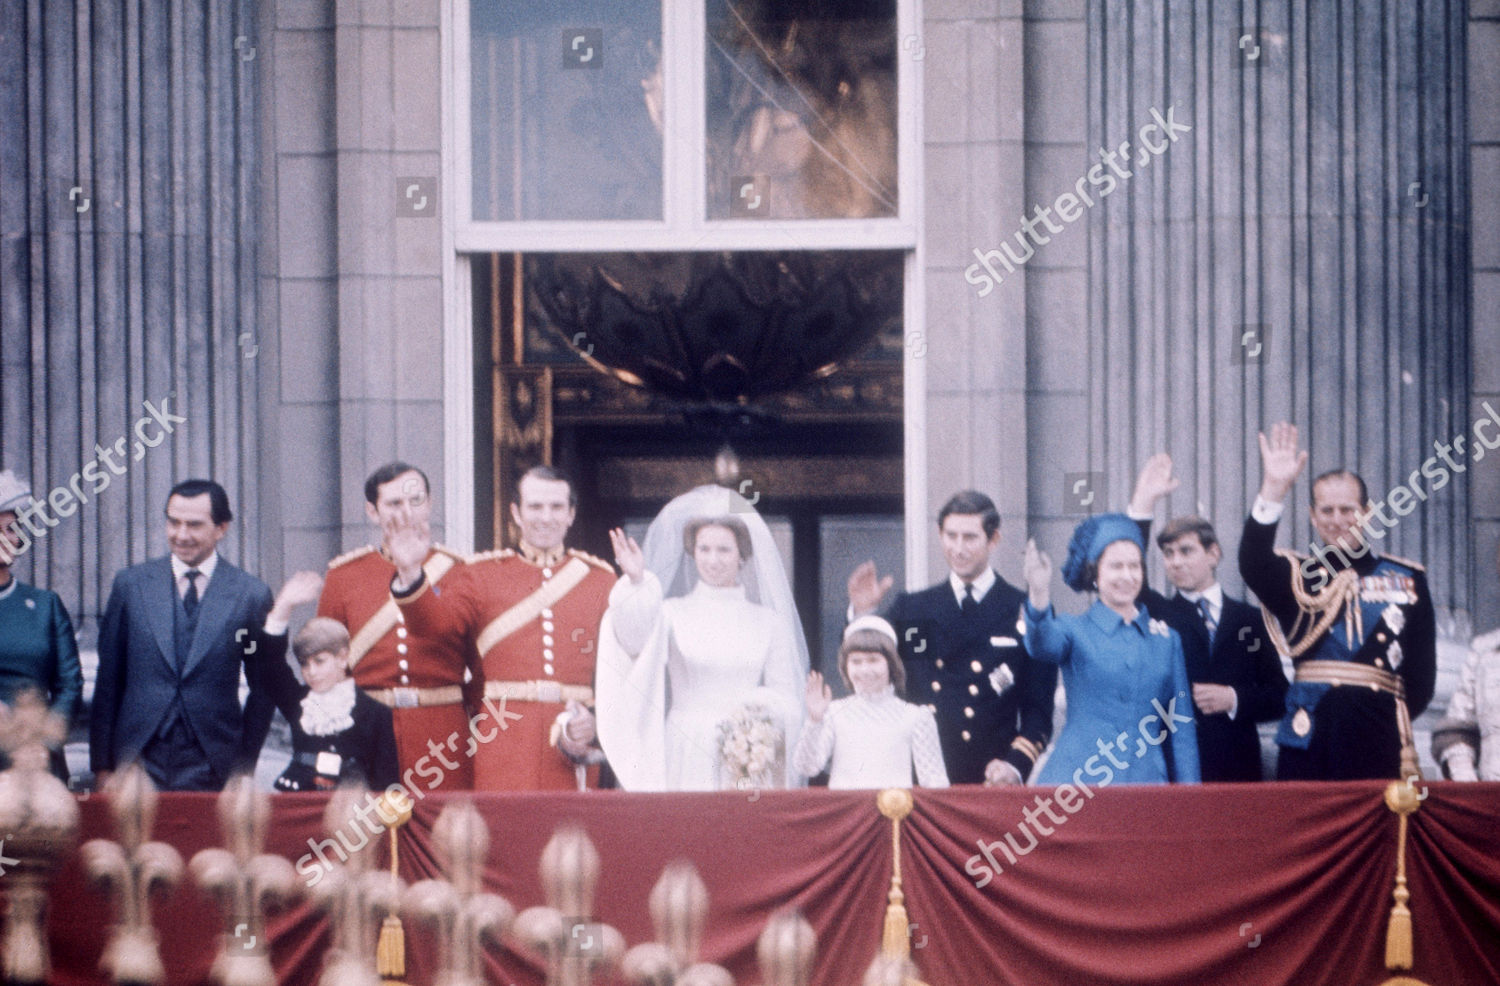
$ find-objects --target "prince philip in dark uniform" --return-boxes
[848,491,1055,784]
[1238,423,1435,780]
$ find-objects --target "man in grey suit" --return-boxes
[91,479,277,791]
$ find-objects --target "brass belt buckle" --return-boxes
[393,686,420,709]
[536,681,563,703]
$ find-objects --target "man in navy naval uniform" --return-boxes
[1239,423,1436,780]
[848,491,1056,785]
[1126,455,1286,781]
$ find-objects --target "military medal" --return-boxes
[1292,707,1311,737]
[1382,604,1405,636]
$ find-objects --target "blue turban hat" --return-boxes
[1060,513,1145,592]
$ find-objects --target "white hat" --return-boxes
[843,614,899,646]
[0,470,32,514]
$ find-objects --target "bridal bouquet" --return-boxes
[717,704,784,792]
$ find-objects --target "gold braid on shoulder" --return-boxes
[1259,549,1360,660]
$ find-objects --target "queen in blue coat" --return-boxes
[1021,514,1199,785]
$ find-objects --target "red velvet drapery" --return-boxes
[39,782,1500,985]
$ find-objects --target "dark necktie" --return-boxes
[1197,596,1216,642]
[962,583,978,616]
[183,569,201,618]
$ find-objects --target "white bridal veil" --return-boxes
[595,484,811,791]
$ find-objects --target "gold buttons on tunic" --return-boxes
[969,684,980,696]
[397,644,408,654]
[931,682,941,692]
[970,660,982,673]
[936,659,944,669]
[396,627,407,638]
[544,664,555,676]
[964,707,975,718]
[961,730,972,741]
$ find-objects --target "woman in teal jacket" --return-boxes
[0,471,83,782]
[1021,513,1199,786]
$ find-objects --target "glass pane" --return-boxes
[706,0,898,220]
[471,0,663,221]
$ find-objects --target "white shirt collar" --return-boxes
[1178,582,1223,615]
[949,567,997,606]
[171,551,219,587]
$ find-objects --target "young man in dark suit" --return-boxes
[1128,456,1287,781]
[847,491,1056,785]
[91,479,277,791]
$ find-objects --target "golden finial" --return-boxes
[621,861,733,986]
[189,774,298,986]
[404,800,514,986]
[0,688,80,985]
[82,764,184,985]
[755,910,815,986]
[512,825,626,986]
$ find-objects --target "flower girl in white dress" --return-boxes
[794,616,949,789]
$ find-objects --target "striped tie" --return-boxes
[1197,596,1216,642]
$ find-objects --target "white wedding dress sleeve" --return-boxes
[595,572,670,791]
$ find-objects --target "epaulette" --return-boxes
[569,548,617,573]
[467,548,516,564]
[327,545,376,569]
[431,544,467,564]
[1379,553,1426,573]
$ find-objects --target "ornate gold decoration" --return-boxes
[873,789,930,986]
[82,763,184,985]
[620,861,733,986]
[375,789,413,985]
[755,910,816,986]
[1375,783,1432,986]
[512,825,626,986]
[189,774,298,986]
[404,800,514,986]
[305,786,406,986]
[0,689,79,985]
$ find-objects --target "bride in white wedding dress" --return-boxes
[595,485,808,792]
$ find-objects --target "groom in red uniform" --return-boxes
[392,466,615,790]
[315,463,474,789]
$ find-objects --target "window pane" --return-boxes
[706,0,898,220]
[471,0,663,221]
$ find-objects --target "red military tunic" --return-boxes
[317,544,476,791]
[398,544,615,791]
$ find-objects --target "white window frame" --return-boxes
[441,0,926,573]
[450,0,920,250]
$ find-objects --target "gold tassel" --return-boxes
[1381,782,1420,973]
[377,914,405,979]
[1385,898,1412,970]
[882,901,909,958]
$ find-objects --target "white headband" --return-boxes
[843,614,898,647]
